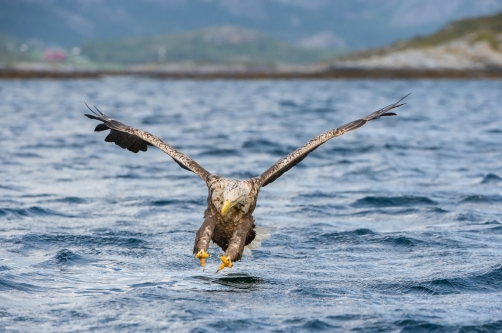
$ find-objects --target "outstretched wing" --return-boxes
[84,104,212,182]
[257,94,409,187]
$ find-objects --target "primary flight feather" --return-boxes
[85,95,408,271]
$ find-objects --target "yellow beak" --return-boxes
[221,200,232,215]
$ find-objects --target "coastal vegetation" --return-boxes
[338,11,502,68]
[80,26,335,65]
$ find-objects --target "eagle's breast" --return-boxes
[207,178,259,246]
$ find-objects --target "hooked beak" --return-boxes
[221,200,232,215]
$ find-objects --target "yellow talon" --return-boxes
[195,250,209,267]
[217,255,233,272]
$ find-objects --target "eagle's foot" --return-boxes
[195,250,209,267]
[217,255,233,272]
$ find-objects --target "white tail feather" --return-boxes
[247,240,262,250]
[243,247,252,256]
[243,226,276,256]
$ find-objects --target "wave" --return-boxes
[242,139,291,156]
[316,228,375,244]
[457,320,502,332]
[149,198,204,207]
[21,142,87,150]
[325,145,376,155]
[0,278,41,293]
[17,233,149,250]
[392,320,445,332]
[365,319,502,332]
[0,184,22,191]
[90,228,150,238]
[481,173,502,184]
[278,100,298,107]
[14,152,42,158]
[141,114,181,125]
[228,171,258,179]
[113,173,144,179]
[198,148,240,157]
[317,229,429,250]
[345,208,421,217]
[377,264,502,295]
[212,274,265,290]
[52,249,86,265]
[53,197,88,204]
[379,235,421,248]
[129,281,174,289]
[301,319,336,330]
[479,225,502,234]
[351,196,437,208]
[459,195,502,204]
[384,143,440,151]
[0,206,71,218]
[296,191,338,199]
[295,205,344,217]
[36,249,94,268]
[456,211,485,222]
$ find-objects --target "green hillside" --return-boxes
[80,26,334,65]
[404,11,502,49]
[344,11,502,60]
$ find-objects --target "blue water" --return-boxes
[1,78,502,332]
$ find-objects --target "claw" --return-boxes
[195,250,209,267]
[217,255,233,272]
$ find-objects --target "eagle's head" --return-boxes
[221,181,251,215]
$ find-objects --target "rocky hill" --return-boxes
[335,12,502,69]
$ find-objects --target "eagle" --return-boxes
[85,94,408,272]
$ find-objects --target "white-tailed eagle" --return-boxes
[85,95,407,271]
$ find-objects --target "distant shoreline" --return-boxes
[1,67,502,79]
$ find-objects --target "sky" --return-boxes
[1,0,502,50]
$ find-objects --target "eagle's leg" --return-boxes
[217,219,251,272]
[217,255,233,271]
[193,211,216,268]
[195,250,209,267]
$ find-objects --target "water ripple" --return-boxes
[351,196,437,208]
[481,173,502,184]
[378,264,502,295]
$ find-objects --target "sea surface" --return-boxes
[1,78,502,332]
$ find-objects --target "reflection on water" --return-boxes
[1,78,502,331]
[212,274,265,290]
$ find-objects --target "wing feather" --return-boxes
[257,94,409,187]
[85,106,211,182]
